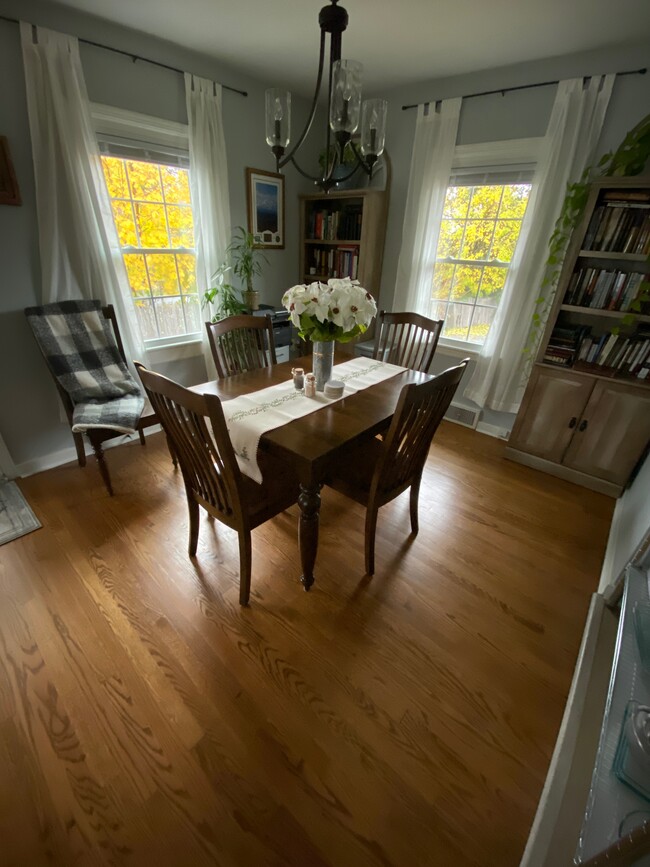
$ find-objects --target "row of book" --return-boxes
[583,200,650,254]
[306,245,359,280]
[307,206,363,241]
[563,267,647,311]
[544,325,650,379]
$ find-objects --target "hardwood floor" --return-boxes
[0,424,614,866]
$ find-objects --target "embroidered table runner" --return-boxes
[222,356,406,483]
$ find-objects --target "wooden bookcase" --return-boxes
[298,189,388,305]
[506,176,650,497]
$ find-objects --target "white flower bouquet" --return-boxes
[282,277,377,343]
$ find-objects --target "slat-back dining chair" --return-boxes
[26,302,158,496]
[135,363,299,605]
[327,360,468,575]
[372,310,444,373]
[206,313,277,379]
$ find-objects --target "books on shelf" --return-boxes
[583,191,650,254]
[545,323,650,379]
[563,267,647,312]
[307,245,359,280]
[307,205,363,241]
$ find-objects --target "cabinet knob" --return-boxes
[568,416,577,428]
[578,419,589,432]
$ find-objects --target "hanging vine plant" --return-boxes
[523,112,650,363]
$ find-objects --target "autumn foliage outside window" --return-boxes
[432,183,531,344]
[101,155,200,342]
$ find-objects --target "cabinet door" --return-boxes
[563,381,650,484]
[509,367,593,463]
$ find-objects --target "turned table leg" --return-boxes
[298,482,321,591]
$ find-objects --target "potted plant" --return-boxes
[203,226,268,320]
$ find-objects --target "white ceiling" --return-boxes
[52,0,650,96]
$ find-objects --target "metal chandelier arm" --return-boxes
[277,30,327,170]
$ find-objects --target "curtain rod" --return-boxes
[0,14,248,97]
[401,66,646,110]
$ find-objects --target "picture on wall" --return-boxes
[0,136,21,206]
[246,168,284,248]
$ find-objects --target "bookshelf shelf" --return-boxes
[304,239,362,246]
[507,176,650,497]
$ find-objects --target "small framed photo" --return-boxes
[246,168,284,249]
[0,136,21,206]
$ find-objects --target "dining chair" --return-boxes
[327,359,469,575]
[135,362,299,605]
[372,310,444,373]
[25,301,159,496]
[206,313,277,379]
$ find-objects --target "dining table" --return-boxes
[192,354,433,590]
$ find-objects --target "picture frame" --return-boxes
[0,136,21,206]
[246,168,284,249]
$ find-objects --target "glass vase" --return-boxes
[312,340,334,392]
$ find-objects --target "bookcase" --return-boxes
[506,176,650,497]
[298,189,388,305]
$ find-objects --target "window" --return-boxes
[429,140,540,349]
[101,154,200,345]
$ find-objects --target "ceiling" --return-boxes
[51,0,650,96]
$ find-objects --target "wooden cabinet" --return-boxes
[507,177,650,497]
[298,189,388,305]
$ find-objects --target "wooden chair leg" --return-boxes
[187,496,200,556]
[365,506,378,576]
[91,441,113,496]
[73,432,87,467]
[409,476,422,536]
[166,436,178,468]
[238,531,252,606]
[138,428,146,446]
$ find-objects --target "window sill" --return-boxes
[145,338,204,363]
[437,339,481,358]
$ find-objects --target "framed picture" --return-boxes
[246,168,284,249]
[0,136,21,206]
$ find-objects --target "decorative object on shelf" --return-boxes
[264,0,387,193]
[291,367,305,390]
[246,168,284,248]
[202,226,268,319]
[282,277,377,391]
[0,136,21,206]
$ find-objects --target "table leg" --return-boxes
[298,482,321,590]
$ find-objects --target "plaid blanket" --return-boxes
[25,300,144,434]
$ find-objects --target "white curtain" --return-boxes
[464,75,615,413]
[20,23,145,365]
[185,73,231,380]
[394,98,462,312]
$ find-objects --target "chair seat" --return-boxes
[328,437,383,506]
[241,452,300,527]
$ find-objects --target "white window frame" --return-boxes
[434,137,542,355]
[92,104,204,360]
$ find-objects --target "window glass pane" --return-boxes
[451,264,482,303]
[134,299,157,341]
[468,185,501,220]
[437,219,463,259]
[111,201,137,247]
[477,266,507,307]
[183,295,202,333]
[126,160,162,201]
[103,156,130,199]
[490,220,520,262]
[460,219,493,260]
[498,184,531,219]
[443,186,470,220]
[431,301,448,323]
[161,165,191,204]
[146,253,180,296]
[135,203,169,248]
[177,253,197,294]
[442,303,472,341]
[154,297,186,338]
[167,205,194,247]
[123,253,150,298]
[468,306,496,344]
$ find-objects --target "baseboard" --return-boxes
[504,447,621,497]
[15,424,163,478]
[476,421,511,440]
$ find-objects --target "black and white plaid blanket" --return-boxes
[25,300,144,434]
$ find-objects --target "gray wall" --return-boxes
[0,0,317,469]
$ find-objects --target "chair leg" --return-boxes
[410,476,422,536]
[166,436,178,468]
[187,496,200,556]
[138,428,146,446]
[365,506,378,576]
[91,441,113,496]
[238,531,252,606]
[74,432,87,467]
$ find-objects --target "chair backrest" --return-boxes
[135,362,245,526]
[372,360,469,500]
[372,310,444,373]
[206,314,277,379]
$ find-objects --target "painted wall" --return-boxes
[0,0,317,470]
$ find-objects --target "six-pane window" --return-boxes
[101,155,200,343]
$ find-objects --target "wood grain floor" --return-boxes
[0,424,614,867]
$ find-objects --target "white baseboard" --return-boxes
[15,424,163,478]
[476,421,511,440]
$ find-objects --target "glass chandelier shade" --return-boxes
[265,89,291,148]
[329,60,362,134]
[359,98,387,157]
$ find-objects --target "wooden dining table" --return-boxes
[192,355,433,590]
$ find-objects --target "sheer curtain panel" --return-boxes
[394,99,461,313]
[464,75,615,413]
[185,73,231,380]
[20,23,145,365]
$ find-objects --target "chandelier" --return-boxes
[265,0,388,194]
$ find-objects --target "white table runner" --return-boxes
[222,356,406,482]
